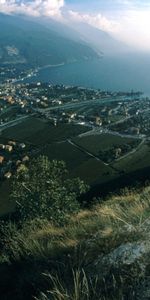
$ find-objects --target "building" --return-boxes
[19,143,26,149]
[5,145,13,152]
[0,156,4,164]
[4,172,12,179]
[8,140,16,146]
[22,155,29,162]
[95,116,102,126]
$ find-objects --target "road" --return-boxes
[35,96,132,113]
[0,115,29,132]
[78,127,145,140]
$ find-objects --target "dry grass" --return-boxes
[36,269,101,300]
[5,185,149,265]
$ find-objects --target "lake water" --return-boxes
[25,53,150,95]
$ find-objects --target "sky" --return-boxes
[0,0,150,50]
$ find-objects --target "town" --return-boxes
[0,74,149,183]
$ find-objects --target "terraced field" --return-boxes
[1,117,89,144]
[112,142,150,172]
[72,133,140,159]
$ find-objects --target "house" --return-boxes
[128,127,140,135]
[4,172,12,179]
[22,156,29,163]
[8,140,16,146]
[0,156,4,164]
[5,145,13,152]
[95,116,102,126]
[19,143,26,149]
[115,148,122,158]
[16,160,21,166]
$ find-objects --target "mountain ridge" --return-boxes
[0,13,101,67]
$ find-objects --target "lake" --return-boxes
[25,53,150,95]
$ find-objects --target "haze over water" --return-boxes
[26,53,150,95]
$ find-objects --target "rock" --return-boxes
[100,241,150,268]
[86,240,150,299]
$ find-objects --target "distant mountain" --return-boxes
[0,14,101,67]
[67,22,131,55]
[74,24,130,55]
[37,17,84,44]
[37,18,131,56]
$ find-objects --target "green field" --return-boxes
[42,141,89,170]
[42,141,116,185]
[1,117,89,145]
[112,142,150,172]
[71,158,117,185]
[73,133,140,157]
[1,117,47,141]
[0,137,9,144]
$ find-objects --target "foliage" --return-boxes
[11,156,88,224]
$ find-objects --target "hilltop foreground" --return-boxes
[0,157,150,300]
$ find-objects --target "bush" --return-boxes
[11,156,88,224]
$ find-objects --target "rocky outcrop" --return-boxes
[86,234,150,299]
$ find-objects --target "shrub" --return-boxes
[10,156,88,225]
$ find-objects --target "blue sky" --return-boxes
[65,0,126,14]
[65,0,147,12]
[65,0,150,10]
[0,0,150,50]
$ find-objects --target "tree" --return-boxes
[11,156,88,224]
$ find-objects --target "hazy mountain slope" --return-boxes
[0,14,100,67]
[23,16,129,56]
[69,22,131,55]
[37,17,84,43]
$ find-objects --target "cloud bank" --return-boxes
[0,0,64,17]
[68,10,119,33]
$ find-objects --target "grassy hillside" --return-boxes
[0,180,150,299]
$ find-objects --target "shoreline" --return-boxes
[11,57,150,97]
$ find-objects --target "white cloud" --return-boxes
[68,10,119,33]
[116,0,133,6]
[0,0,65,17]
[114,9,150,50]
